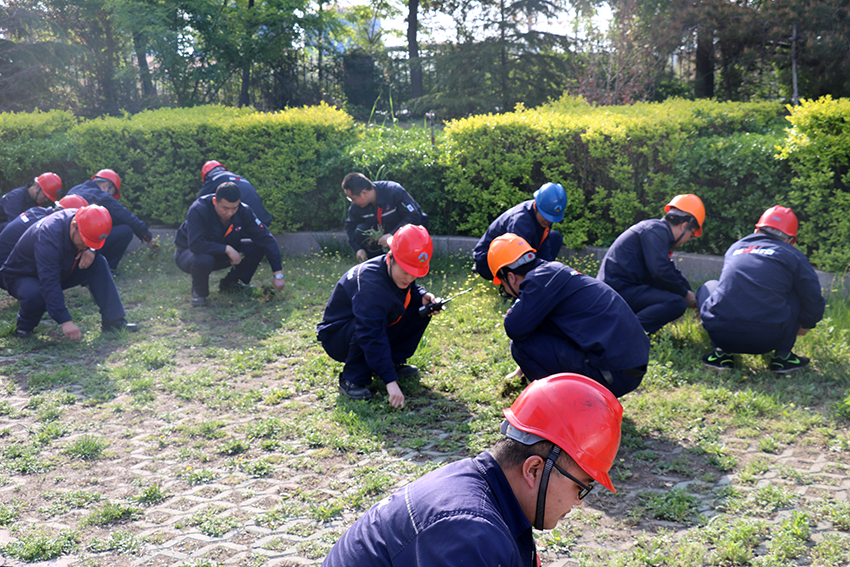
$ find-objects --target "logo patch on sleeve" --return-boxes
[405,203,415,213]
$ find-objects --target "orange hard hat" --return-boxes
[57,195,89,210]
[387,224,432,278]
[665,194,705,237]
[502,373,623,492]
[487,233,537,285]
[92,169,122,199]
[202,160,224,182]
[75,205,112,249]
[756,206,798,242]
[34,172,62,202]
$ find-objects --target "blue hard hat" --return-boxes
[533,182,567,223]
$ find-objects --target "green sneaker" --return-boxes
[770,352,810,374]
[702,350,734,370]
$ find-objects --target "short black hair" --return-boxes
[491,437,577,471]
[215,182,241,204]
[496,257,541,284]
[342,172,374,196]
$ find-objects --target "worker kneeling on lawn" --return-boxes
[698,206,825,373]
[317,224,438,408]
[490,233,649,398]
[322,373,623,566]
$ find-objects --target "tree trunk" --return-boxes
[694,28,714,99]
[134,33,155,106]
[239,0,255,107]
[407,0,423,99]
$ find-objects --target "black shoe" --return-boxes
[191,289,208,307]
[13,328,32,338]
[338,374,372,401]
[395,363,419,377]
[219,280,256,294]
[702,350,734,370]
[102,318,139,333]
[770,352,810,374]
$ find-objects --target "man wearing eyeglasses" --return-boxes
[67,169,155,276]
[597,194,705,334]
[342,172,429,262]
[323,373,623,566]
[487,233,649,398]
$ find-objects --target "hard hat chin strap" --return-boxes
[534,446,560,530]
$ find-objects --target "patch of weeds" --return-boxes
[0,526,79,561]
[654,454,694,476]
[227,457,274,477]
[639,488,700,523]
[778,465,810,484]
[218,439,250,456]
[729,484,796,516]
[256,503,299,529]
[174,561,223,567]
[86,529,143,555]
[63,434,109,461]
[738,456,772,485]
[631,449,659,462]
[2,443,54,474]
[179,467,218,485]
[758,435,781,454]
[245,417,287,440]
[812,533,850,566]
[539,525,579,554]
[40,489,103,516]
[821,500,850,531]
[309,498,344,522]
[765,510,810,561]
[263,389,293,404]
[80,501,143,527]
[0,499,24,526]
[122,340,176,370]
[181,505,239,537]
[185,420,227,440]
[133,483,169,506]
[703,515,768,565]
[296,531,340,560]
[35,421,68,445]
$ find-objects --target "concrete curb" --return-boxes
[137,229,846,295]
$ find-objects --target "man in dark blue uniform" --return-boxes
[597,194,705,334]
[698,206,825,373]
[323,373,623,567]
[342,172,428,262]
[0,205,138,339]
[175,182,285,308]
[198,160,272,227]
[488,233,649,397]
[317,224,436,408]
[0,173,62,232]
[473,182,568,280]
[0,195,89,267]
[67,169,154,275]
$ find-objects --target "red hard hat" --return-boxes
[665,194,705,237]
[756,206,798,241]
[75,205,112,249]
[503,373,623,492]
[57,195,89,210]
[487,233,537,285]
[387,224,432,278]
[34,172,62,202]
[202,160,224,182]
[92,169,122,199]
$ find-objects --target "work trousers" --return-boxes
[617,284,687,334]
[175,240,264,298]
[99,225,134,271]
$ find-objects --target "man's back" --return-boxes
[199,170,272,226]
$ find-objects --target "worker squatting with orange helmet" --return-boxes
[0,205,138,340]
[698,206,825,373]
[323,373,624,566]
[67,169,155,276]
[317,224,439,409]
[0,172,63,232]
[597,194,706,334]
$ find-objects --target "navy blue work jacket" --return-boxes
[0,185,38,227]
[345,181,428,251]
[67,181,152,241]
[0,206,53,265]
[0,209,82,324]
[505,261,649,371]
[700,233,825,331]
[322,451,536,567]
[597,219,691,297]
[174,195,282,272]
[474,200,561,277]
[199,170,272,227]
[317,254,426,384]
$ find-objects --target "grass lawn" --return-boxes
[0,242,848,566]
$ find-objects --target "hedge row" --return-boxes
[1,97,848,270]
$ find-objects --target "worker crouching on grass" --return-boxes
[322,373,623,566]
[317,224,438,409]
[489,233,649,398]
[698,206,825,373]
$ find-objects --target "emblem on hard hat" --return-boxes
[418,252,429,262]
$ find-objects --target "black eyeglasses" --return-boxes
[551,461,594,499]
